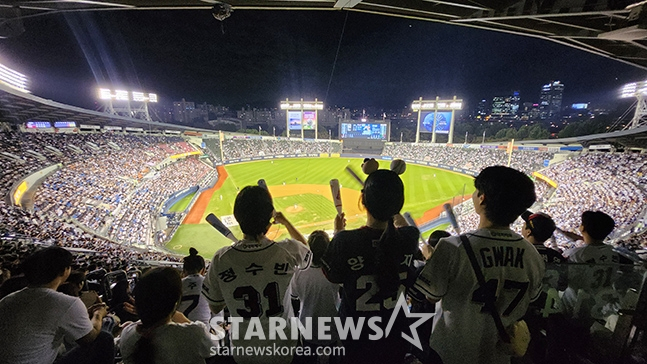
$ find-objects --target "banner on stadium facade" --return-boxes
[12,181,27,206]
[170,151,202,160]
[532,171,558,188]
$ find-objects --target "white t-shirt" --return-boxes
[289,266,341,345]
[0,287,93,364]
[119,321,215,364]
[178,274,211,325]
[562,243,620,317]
[414,229,545,364]
[202,237,312,364]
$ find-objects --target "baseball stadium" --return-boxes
[2,2,647,364]
[167,155,475,257]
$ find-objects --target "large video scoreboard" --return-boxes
[340,122,389,140]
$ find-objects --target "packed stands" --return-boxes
[1,131,213,250]
[220,138,342,160]
[382,143,553,175]
[450,152,647,253]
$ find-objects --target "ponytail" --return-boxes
[132,335,156,364]
[375,217,402,299]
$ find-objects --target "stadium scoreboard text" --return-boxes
[340,123,388,140]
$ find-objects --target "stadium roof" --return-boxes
[7,0,647,70]
[0,83,215,133]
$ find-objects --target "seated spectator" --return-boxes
[0,246,113,364]
[119,267,216,364]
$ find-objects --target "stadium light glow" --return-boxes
[97,88,158,103]
[0,63,29,93]
[411,99,463,111]
[132,91,146,102]
[618,81,647,98]
[280,100,323,110]
[115,90,129,101]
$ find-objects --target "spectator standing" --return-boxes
[178,247,211,326]
[321,170,420,364]
[202,186,312,364]
[290,230,341,364]
[414,166,545,364]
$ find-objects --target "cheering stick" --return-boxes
[344,166,365,187]
[329,179,343,216]
[443,203,461,235]
[258,179,269,194]
[403,212,426,245]
[205,213,238,243]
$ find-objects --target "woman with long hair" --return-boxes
[321,169,420,364]
[119,267,215,364]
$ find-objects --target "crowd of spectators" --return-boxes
[452,152,647,253]
[108,158,212,245]
[382,143,553,175]
[1,130,216,250]
[219,138,342,160]
[0,201,180,272]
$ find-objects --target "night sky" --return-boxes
[0,9,645,112]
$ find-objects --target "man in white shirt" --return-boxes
[202,186,312,364]
[557,211,620,318]
[414,166,545,364]
[0,246,112,364]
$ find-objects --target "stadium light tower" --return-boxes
[0,62,28,93]
[98,88,158,121]
[620,81,647,129]
[411,96,463,144]
[280,98,323,139]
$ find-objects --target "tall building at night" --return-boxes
[539,81,565,120]
[475,99,488,118]
[490,91,520,119]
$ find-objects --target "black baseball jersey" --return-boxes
[321,225,419,321]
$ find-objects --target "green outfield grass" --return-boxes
[168,191,196,213]
[166,158,474,257]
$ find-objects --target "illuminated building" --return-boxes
[539,81,565,120]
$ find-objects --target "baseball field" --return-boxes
[166,157,474,258]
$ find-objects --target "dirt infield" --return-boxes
[184,165,228,224]
[268,184,363,216]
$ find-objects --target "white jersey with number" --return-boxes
[202,237,312,364]
[562,243,620,317]
[178,274,211,326]
[414,228,545,364]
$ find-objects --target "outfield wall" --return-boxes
[220,152,481,177]
[161,185,200,214]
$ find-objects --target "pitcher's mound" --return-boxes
[286,205,304,213]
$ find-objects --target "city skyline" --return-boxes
[0,10,644,112]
